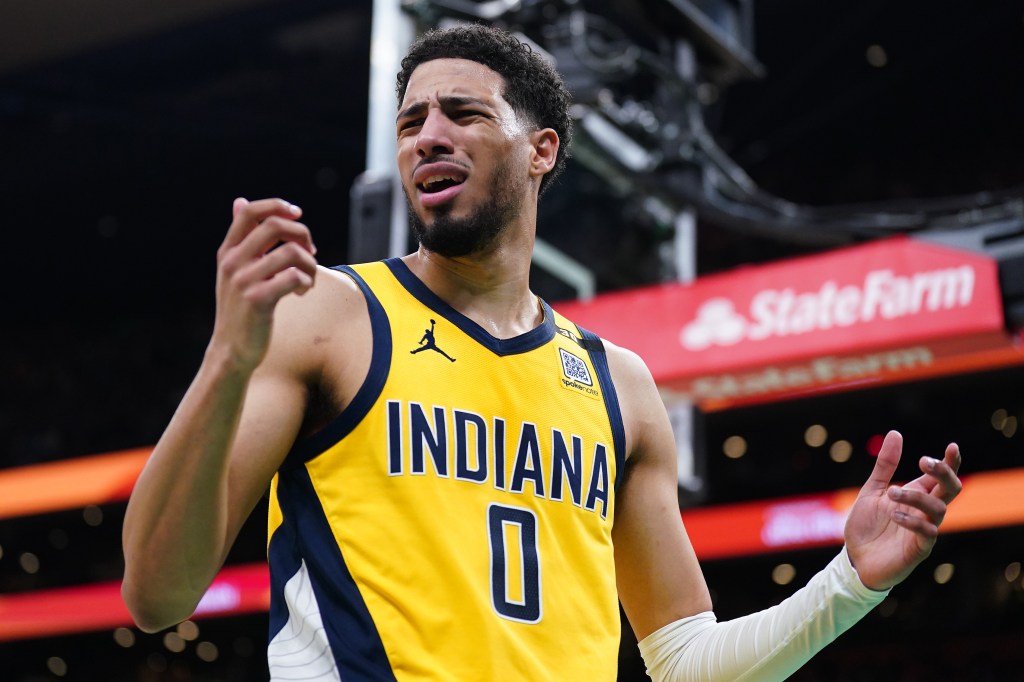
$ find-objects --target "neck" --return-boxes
[401,225,541,339]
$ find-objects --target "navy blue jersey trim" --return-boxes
[269,465,396,681]
[383,257,556,356]
[577,328,627,492]
[282,265,392,468]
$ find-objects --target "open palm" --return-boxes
[844,431,962,591]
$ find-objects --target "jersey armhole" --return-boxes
[575,325,627,492]
[280,265,392,469]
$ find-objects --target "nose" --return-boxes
[414,110,455,158]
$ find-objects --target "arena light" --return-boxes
[0,448,149,520]
[680,467,1024,560]
[0,563,269,642]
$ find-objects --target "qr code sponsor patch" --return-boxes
[559,348,593,386]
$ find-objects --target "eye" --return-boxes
[397,118,423,134]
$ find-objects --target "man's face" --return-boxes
[396,58,534,257]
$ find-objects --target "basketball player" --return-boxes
[122,25,963,681]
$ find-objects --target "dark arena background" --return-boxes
[3,1,1024,680]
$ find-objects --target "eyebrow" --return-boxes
[396,95,492,123]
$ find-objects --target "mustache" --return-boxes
[414,155,470,173]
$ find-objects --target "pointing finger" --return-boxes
[862,430,903,495]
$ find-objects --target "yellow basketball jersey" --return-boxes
[266,259,625,681]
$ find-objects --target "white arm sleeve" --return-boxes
[637,546,889,682]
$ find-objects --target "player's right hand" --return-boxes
[210,197,318,372]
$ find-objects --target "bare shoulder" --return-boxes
[259,264,374,431]
[262,265,371,374]
[602,339,656,391]
[602,338,662,418]
[272,264,366,332]
[600,339,670,460]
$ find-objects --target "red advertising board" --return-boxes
[555,237,1022,409]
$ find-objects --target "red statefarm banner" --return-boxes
[555,237,1018,408]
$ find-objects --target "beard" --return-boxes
[407,157,525,258]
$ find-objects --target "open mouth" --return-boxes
[412,163,469,206]
[418,174,465,194]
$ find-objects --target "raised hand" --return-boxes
[844,430,963,591]
[211,197,318,372]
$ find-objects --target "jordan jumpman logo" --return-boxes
[410,319,456,362]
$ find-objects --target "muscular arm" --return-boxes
[121,335,308,631]
[121,198,356,632]
[610,346,712,639]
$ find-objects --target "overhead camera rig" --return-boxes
[384,0,1024,325]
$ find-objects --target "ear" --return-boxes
[528,128,559,178]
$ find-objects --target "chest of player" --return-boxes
[380,307,615,516]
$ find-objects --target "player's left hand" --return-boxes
[844,430,962,591]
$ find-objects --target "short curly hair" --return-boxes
[396,24,573,196]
